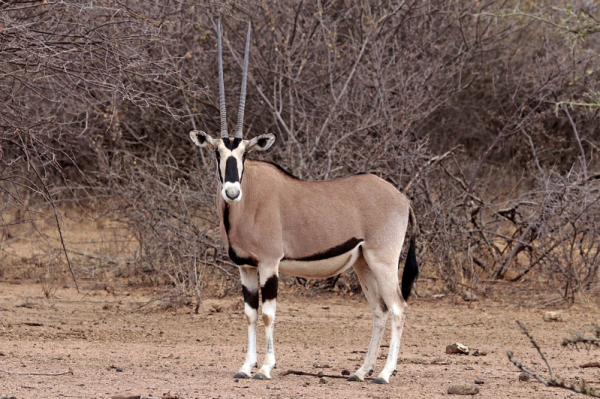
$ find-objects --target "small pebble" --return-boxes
[319,377,329,384]
[446,343,470,355]
[116,367,123,372]
[448,383,479,395]
[519,372,530,381]
[341,369,351,376]
[112,394,140,399]
[461,291,478,302]
[474,378,484,385]
[209,305,222,313]
[543,311,562,322]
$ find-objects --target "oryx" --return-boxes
[189,18,418,384]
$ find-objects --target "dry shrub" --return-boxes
[0,0,599,303]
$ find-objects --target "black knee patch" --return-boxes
[261,275,278,303]
[379,297,388,313]
[242,285,259,309]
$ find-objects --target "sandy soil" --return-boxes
[1,281,599,399]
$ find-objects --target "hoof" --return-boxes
[233,372,250,379]
[252,373,268,380]
[372,377,388,384]
[347,375,361,382]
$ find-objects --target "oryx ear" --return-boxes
[245,133,276,152]
[190,130,217,150]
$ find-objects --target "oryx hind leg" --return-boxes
[235,267,259,379]
[348,254,389,382]
[362,247,407,384]
[253,265,279,380]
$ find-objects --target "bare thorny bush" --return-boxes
[0,0,599,304]
[509,321,600,397]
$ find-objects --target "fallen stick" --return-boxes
[0,367,73,376]
[281,369,372,380]
[580,362,600,369]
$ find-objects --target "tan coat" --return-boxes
[218,159,411,277]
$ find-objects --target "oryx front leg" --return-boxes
[253,269,278,380]
[234,267,259,379]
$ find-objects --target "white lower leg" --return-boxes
[238,303,258,376]
[253,271,278,380]
[351,259,388,381]
[237,268,259,378]
[377,303,406,383]
[354,312,388,380]
[258,298,277,378]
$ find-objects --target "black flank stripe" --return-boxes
[261,275,278,302]
[284,238,363,262]
[242,286,259,310]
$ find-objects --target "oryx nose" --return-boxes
[225,186,240,200]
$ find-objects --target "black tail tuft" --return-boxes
[401,236,418,300]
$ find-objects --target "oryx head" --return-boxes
[190,18,276,203]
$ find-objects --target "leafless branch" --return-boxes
[0,368,74,376]
[507,321,600,397]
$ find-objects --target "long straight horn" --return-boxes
[234,22,251,139]
[217,17,228,138]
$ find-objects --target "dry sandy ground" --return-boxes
[1,281,599,399]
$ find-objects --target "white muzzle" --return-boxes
[222,181,242,203]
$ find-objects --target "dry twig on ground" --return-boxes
[0,367,73,376]
[507,321,600,397]
[281,369,371,380]
[563,324,600,349]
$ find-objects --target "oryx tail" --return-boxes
[401,207,419,300]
